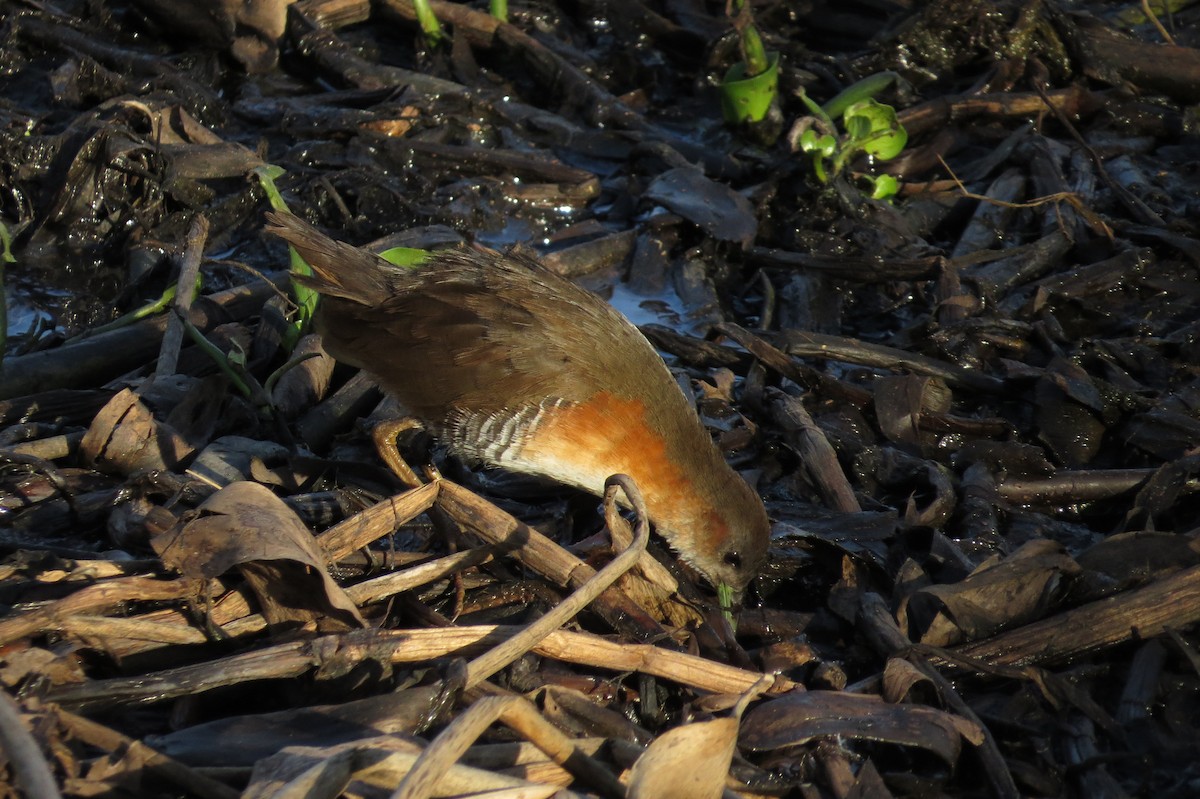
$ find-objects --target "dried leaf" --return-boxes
[643,167,757,247]
[627,675,768,799]
[152,482,364,630]
[80,388,194,474]
[902,540,1079,646]
[627,717,738,799]
[741,691,983,765]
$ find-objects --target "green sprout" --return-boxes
[490,0,507,23]
[794,73,908,200]
[413,0,445,45]
[252,164,319,351]
[719,0,780,127]
[717,582,737,631]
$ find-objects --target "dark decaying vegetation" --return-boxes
[2,0,1200,796]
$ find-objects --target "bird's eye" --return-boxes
[723,551,743,568]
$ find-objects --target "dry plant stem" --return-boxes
[748,247,944,282]
[5,431,83,460]
[289,16,468,96]
[715,322,872,409]
[62,614,215,646]
[604,484,679,594]
[937,156,1113,241]
[0,576,196,646]
[392,695,626,799]
[155,213,209,378]
[0,693,61,799]
[953,563,1200,666]
[769,391,860,513]
[69,583,268,660]
[436,479,668,639]
[463,474,650,689]
[896,85,1094,139]
[771,328,1006,394]
[13,15,221,107]
[1031,80,1163,228]
[315,481,439,561]
[1141,0,1175,44]
[346,547,496,606]
[46,626,790,711]
[996,469,1157,504]
[55,708,239,799]
[293,0,372,28]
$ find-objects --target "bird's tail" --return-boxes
[263,211,392,305]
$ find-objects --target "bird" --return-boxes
[264,211,770,600]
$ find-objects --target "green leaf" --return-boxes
[717,582,736,630]
[822,72,901,120]
[798,130,838,158]
[843,99,907,161]
[251,164,289,212]
[379,246,430,268]
[860,126,908,161]
[867,174,899,200]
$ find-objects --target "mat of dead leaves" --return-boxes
[3,0,1200,797]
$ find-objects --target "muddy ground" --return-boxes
[2,0,1200,797]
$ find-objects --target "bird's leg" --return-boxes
[371,417,427,489]
[372,418,467,613]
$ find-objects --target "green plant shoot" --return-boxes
[720,0,779,126]
[412,0,445,45]
[252,164,318,350]
[795,74,908,199]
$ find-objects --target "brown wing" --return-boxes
[266,212,681,427]
[316,246,675,423]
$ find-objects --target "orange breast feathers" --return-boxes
[520,391,700,506]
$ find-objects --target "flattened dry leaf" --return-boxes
[902,540,1079,646]
[1035,358,1108,466]
[0,646,86,689]
[186,435,291,489]
[1075,530,1200,586]
[150,687,441,767]
[642,167,757,247]
[741,691,984,765]
[627,717,738,799]
[152,482,364,630]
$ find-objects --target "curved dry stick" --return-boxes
[391,694,625,799]
[462,474,650,689]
